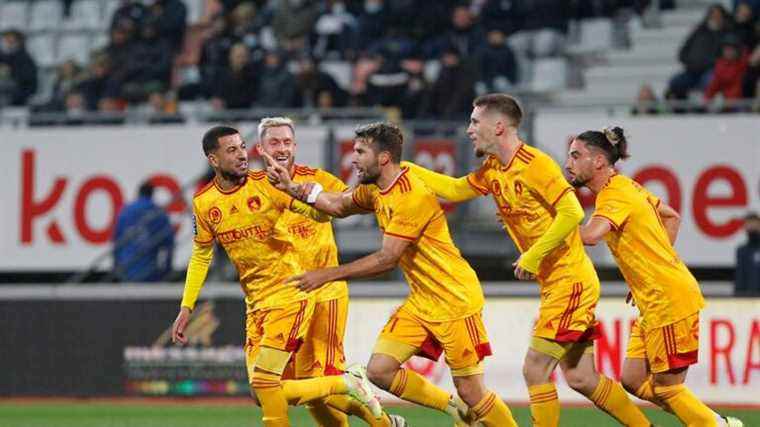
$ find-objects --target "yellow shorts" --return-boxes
[626,313,700,374]
[530,336,595,361]
[289,296,348,378]
[534,278,600,343]
[245,299,315,381]
[375,307,492,372]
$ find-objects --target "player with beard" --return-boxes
[263,122,518,427]
[566,127,743,427]
[256,117,406,427]
[399,94,650,427]
[170,126,381,427]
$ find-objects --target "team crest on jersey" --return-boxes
[230,205,239,215]
[209,207,222,224]
[247,196,261,211]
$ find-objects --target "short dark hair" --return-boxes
[202,125,240,156]
[576,126,630,165]
[473,93,523,127]
[138,181,154,198]
[354,122,404,163]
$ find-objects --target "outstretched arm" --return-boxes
[580,216,613,246]
[401,161,481,202]
[288,234,411,292]
[516,191,585,278]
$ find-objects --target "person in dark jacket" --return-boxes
[735,212,760,296]
[667,4,731,99]
[0,30,38,106]
[211,43,258,110]
[256,50,298,108]
[113,181,175,282]
[428,47,475,119]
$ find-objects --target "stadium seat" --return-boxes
[26,34,57,68]
[567,18,613,54]
[62,0,104,31]
[0,2,29,31]
[29,0,64,31]
[529,58,567,92]
[57,34,92,65]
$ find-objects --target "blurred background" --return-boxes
[0,0,758,419]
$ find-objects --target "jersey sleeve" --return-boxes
[351,184,376,211]
[315,169,349,193]
[192,198,215,245]
[522,154,574,207]
[466,160,491,195]
[384,191,437,241]
[593,186,634,230]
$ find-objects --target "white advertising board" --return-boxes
[344,298,760,405]
[1,125,327,270]
[535,114,760,266]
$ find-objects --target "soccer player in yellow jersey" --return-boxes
[257,117,405,427]
[566,126,744,427]
[263,122,518,427]
[168,126,381,427]
[400,94,650,427]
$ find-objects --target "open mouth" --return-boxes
[274,154,290,167]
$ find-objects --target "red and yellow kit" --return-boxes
[467,144,600,342]
[277,165,349,377]
[352,168,491,370]
[593,174,705,371]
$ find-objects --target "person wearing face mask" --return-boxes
[735,212,760,296]
[0,30,37,106]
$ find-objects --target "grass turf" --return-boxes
[1,403,758,427]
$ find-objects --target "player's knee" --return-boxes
[366,359,397,390]
[564,369,595,394]
[621,371,644,396]
[522,353,550,384]
[454,379,486,407]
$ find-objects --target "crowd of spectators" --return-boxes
[634,1,760,114]
[1,0,678,121]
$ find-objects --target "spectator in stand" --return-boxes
[509,0,571,58]
[477,28,518,94]
[113,181,175,282]
[146,0,187,55]
[426,5,486,60]
[398,51,430,119]
[146,90,185,124]
[735,212,760,296]
[0,30,38,106]
[355,0,389,53]
[704,34,750,105]
[229,2,267,51]
[122,21,174,103]
[742,44,760,98]
[667,4,731,99]
[272,0,321,55]
[735,0,760,15]
[734,2,758,49]
[42,60,84,112]
[428,46,475,119]
[479,0,522,38]
[103,25,138,99]
[211,43,258,110]
[631,83,662,115]
[197,16,237,98]
[111,0,148,33]
[311,0,357,59]
[256,50,297,108]
[77,55,120,111]
[294,56,347,108]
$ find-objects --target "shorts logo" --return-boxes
[209,207,222,224]
[247,196,261,211]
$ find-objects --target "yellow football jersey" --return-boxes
[352,167,484,322]
[276,165,349,303]
[593,174,705,328]
[466,143,597,286]
[192,170,314,312]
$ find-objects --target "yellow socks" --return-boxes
[590,375,650,426]
[251,371,290,427]
[470,390,518,427]
[325,394,393,427]
[280,376,347,405]
[529,383,560,427]
[305,399,350,427]
[654,384,718,427]
[389,368,450,411]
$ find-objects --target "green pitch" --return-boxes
[0,402,757,426]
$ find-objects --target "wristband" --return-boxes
[306,183,323,204]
